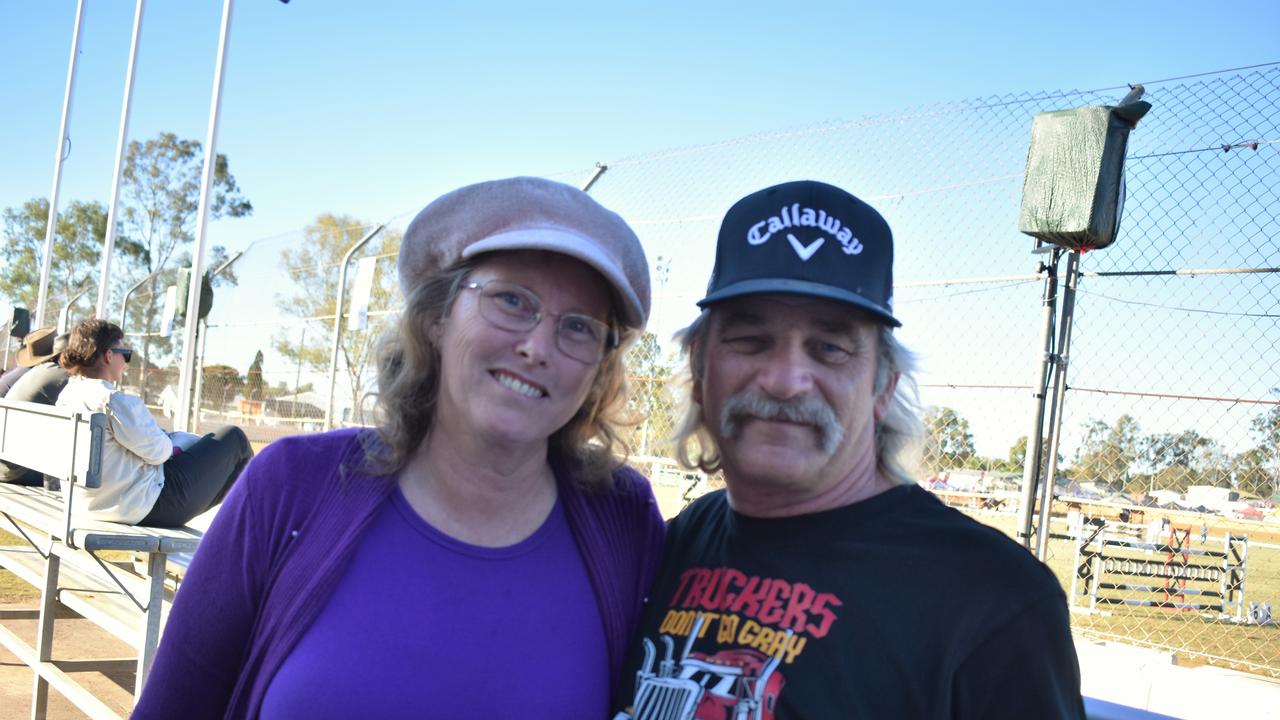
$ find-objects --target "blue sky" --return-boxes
[2,0,1277,257]
[1,2,1277,458]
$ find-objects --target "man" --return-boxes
[1,328,71,487]
[614,181,1084,719]
[0,364,29,397]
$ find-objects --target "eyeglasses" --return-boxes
[463,280,617,364]
[109,347,134,364]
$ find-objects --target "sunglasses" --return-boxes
[109,347,134,364]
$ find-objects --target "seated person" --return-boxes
[1,328,70,487]
[55,318,254,526]
[0,364,29,397]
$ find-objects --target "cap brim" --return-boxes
[464,227,646,329]
[698,278,901,327]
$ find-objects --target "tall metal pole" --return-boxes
[189,318,209,431]
[56,280,94,334]
[324,224,385,430]
[187,251,242,431]
[1036,250,1081,560]
[581,163,608,192]
[294,326,306,395]
[175,0,234,434]
[96,0,147,317]
[35,0,86,329]
[119,267,163,333]
[1017,247,1061,551]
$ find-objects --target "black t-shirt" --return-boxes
[613,485,1085,720]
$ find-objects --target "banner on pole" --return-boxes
[161,286,179,338]
[349,256,377,331]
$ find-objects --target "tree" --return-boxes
[1005,435,1063,474]
[1135,429,1232,494]
[624,331,678,455]
[200,364,244,409]
[245,350,266,401]
[121,133,251,276]
[119,133,251,392]
[1240,405,1280,499]
[1069,415,1141,491]
[1231,446,1276,500]
[1143,430,1209,472]
[922,406,975,471]
[0,198,143,317]
[272,214,399,425]
[1252,405,1280,456]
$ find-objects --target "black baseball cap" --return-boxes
[698,180,900,327]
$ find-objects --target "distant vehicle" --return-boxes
[1234,505,1264,521]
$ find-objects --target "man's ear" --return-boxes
[873,370,899,423]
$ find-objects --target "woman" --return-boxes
[135,177,666,718]
[56,318,253,526]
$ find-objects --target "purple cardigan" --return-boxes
[133,429,665,719]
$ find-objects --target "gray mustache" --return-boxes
[719,392,844,453]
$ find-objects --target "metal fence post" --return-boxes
[1036,250,1081,560]
[325,224,385,430]
[1017,246,1061,550]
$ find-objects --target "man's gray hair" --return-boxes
[670,309,922,486]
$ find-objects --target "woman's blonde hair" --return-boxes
[365,257,636,490]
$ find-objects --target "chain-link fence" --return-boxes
[17,64,1272,677]
[177,217,403,444]
[569,66,1279,677]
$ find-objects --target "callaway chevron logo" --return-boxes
[787,233,823,260]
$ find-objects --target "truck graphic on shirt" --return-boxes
[614,615,789,720]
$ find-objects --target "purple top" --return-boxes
[134,429,665,719]
[260,490,609,718]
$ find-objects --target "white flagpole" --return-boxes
[35,0,86,329]
[175,0,234,433]
[97,0,147,320]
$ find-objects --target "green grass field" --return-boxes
[967,509,1280,679]
[0,529,38,603]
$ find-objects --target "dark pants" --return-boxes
[0,462,43,488]
[140,426,254,528]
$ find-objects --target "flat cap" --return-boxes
[398,177,650,329]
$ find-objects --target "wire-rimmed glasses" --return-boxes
[463,280,617,364]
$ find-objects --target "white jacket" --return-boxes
[56,376,169,523]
